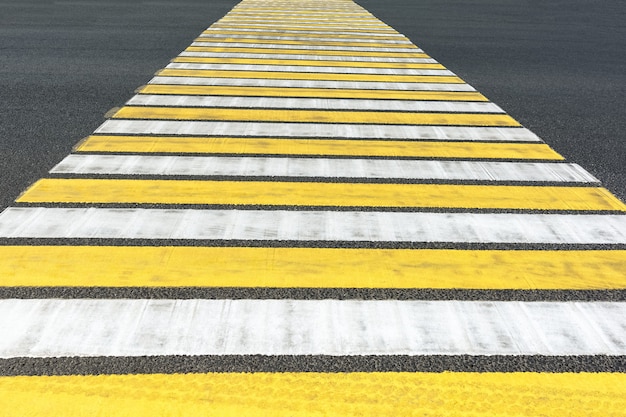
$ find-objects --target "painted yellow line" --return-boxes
[172,56,442,69]
[76,135,564,160]
[210,24,397,33]
[17,179,625,210]
[1,372,625,416]
[201,30,409,41]
[185,46,426,58]
[139,85,481,100]
[112,107,518,126]
[193,37,417,49]
[157,68,458,83]
[1,246,625,289]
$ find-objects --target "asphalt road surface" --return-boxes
[1,0,625,211]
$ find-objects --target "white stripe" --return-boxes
[1,299,624,358]
[197,34,412,44]
[149,76,474,92]
[190,41,420,53]
[95,120,540,142]
[166,62,451,76]
[179,51,437,63]
[203,28,406,37]
[1,208,624,243]
[126,95,502,113]
[52,154,599,183]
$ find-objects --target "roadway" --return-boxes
[0,0,625,415]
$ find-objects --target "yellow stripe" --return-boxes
[2,373,625,416]
[186,46,425,57]
[112,107,518,126]
[77,136,561,159]
[17,179,626,211]
[211,24,397,33]
[158,68,458,83]
[1,246,625,289]
[193,37,417,48]
[202,30,409,41]
[139,84,483,100]
[172,56,442,69]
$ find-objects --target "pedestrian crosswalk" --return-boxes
[1,0,625,414]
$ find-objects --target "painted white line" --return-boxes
[1,299,624,358]
[0,208,624,243]
[126,95,502,113]
[179,51,438,63]
[148,76,474,92]
[51,154,598,183]
[95,120,540,142]
[203,28,406,37]
[190,41,420,53]
[165,62,452,76]
[197,34,413,44]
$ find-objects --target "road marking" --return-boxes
[2,372,625,416]
[76,136,562,159]
[52,155,588,182]
[138,84,484,100]
[172,56,444,68]
[165,62,453,75]
[157,69,459,83]
[1,299,625,357]
[185,46,428,58]
[1,246,625,289]
[149,75,475,91]
[127,95,501,112]
[17,179,623,210]
[190,40,420,52]
[111,107,518,126]
[179,51,438,62]
[95,120,541,141]
[1,208,625,243]
[197,33,413,44]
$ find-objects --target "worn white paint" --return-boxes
[0,299,624,358]
[95,120,540,142]
[126,95,500,113]
[203,28,407,37]
[1,208,624,243]
[190,41,420,53]
[51,154,598,183]
[179,51,437,63]
[197,33,413,44]
[149,76,474,91]
[165,62,453,76]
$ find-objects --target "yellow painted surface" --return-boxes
[185,46,428,57]
[193,38,414,49]
[112,107,518,126]
[1,246,625,289]
[211,24,397,33]
[201,30,409,41]
[171,56,440,69]
[17,179,626,211]
[157,68,459,83]
[76,135,564,160]
[1,372,625,417]
[138,84,484,100]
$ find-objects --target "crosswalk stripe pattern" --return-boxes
[1,0,625,415]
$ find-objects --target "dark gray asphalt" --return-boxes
[1,0,625,210]
[358,0,626,202]
[0,0,240,210]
